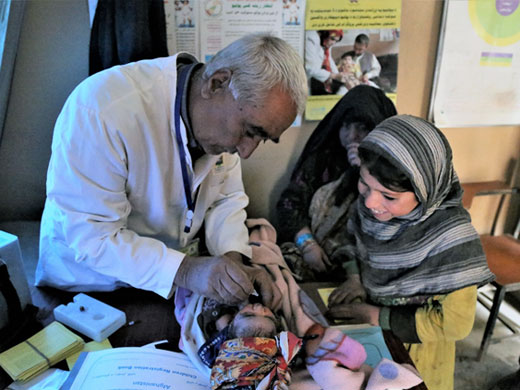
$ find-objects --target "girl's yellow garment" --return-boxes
[406,285,477,390]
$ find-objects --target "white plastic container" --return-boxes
[53,293,126,342]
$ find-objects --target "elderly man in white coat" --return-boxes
[36,33,308,312]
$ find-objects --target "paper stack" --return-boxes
[0,321,84,382]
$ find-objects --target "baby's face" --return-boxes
[231,303,278,337]
[343,56,354,66]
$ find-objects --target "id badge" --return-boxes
[177,238,200,257]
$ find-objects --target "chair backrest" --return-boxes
[461,181,520,239]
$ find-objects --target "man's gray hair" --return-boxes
[202,33,308,114]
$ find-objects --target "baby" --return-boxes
[337,53,362,90]
[198,299,367,390]
[337,53,379,90]
[176,219,422,389]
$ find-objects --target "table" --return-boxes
[300,282,428,390]
[1,284,427,390]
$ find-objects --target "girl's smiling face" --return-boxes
[358,166,419,221]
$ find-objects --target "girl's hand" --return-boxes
[328,274,366,306]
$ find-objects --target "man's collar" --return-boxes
[177,62,205,161]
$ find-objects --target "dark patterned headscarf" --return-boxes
[350,115,494,303]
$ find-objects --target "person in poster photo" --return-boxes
[305,30,349,96]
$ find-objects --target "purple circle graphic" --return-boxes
[496,0,519,16]
[379,362,399,379]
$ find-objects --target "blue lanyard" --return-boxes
[174,64,196,233]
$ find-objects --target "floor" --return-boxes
[3,220,520,390]
[454,287,520,390]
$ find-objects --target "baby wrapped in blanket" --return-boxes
[174,219,422,390]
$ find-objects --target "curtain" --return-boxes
[89,0,169,76]
[0,0,25,143]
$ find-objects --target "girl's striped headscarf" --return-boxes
[350,115,494,303]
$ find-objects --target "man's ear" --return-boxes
[200,68,232,99]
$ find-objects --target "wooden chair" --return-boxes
[462,181,520,361]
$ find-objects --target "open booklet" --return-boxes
[317,287,393,367]
[61,347,210,390]
[332,324,393,368]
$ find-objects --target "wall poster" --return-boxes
[430,0,520,127]
[304,0,401,121]
[88,0,401,123]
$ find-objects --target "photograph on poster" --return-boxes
[303,0,401,120]
[305,28,399,97]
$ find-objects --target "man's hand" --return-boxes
[226,251,282,311]
[174,253,282,311]
[302,243,330,273]
[326,302,380,326]
[174,254,254,305]
[328,274,366,306]
[242,264,282,312]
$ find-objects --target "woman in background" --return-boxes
[276,85,396,281]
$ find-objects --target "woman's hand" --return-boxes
[326,302,381,326]
[294,228,331,273]
[302,242,331,272]
[328,274,366,306]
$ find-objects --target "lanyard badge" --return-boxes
[174,64,196,233]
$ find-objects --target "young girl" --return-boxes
[327,115,495,390]
[337,53,379,90]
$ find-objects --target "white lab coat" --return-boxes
[36,54,252,299]
[304,30,339,83]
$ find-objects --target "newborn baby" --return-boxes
[201,300,367,390]
[176,218,422,390]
